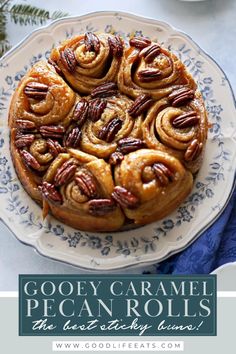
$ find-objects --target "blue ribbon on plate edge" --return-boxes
[144,179,236,274]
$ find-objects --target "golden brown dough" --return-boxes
[114,149,193,224]
[118,39,196,100]
[142,91,208,173]
[43,152,125,231]
[9,61,77,203]
[50,32,123,94]
[9,61,77,127]
[80,93,143,158]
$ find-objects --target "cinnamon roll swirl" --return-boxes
[118,37,196,100]
[9,61,77,202]
[142,90,207,173]
[80,87,143,158]
[42,151,125,231]
[9,61,76,127]
[114,149,193,224]
[50,32,123,94]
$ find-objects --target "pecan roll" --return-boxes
[118,39,196,100]
[142,91,207,173]
[49,32,124,94]
[114,149,193,224]
[28,138,61,172]
[8,62,83,202]
[9,61,76,127]
[80,93,143,158]
[41,151,124,231]
[11,129,67,202]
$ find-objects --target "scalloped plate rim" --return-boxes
[1,10,236,110]
[0,11,236,272]
[0,179,235,272]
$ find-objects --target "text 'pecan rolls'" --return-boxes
[8,32,208,232]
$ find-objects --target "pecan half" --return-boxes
[54,160,77,187]
[20,150,41,170]
[129,37,151,49]
[84,32,100,53]
[15,119,36,131]
[138,68,162,82]
[172,111,199,129]
[184,139,203,161]
[91,82,118,98]
[24,82,48,100]
[108,36,123,57]
[48,58,63,75]
[128,94,153,117]
[64,126,81,148]
[15,134,35,148]
[39,125,65,139]
[112,186,139,209]
[109,151,124,165]
[139,44,161,63]
[88,198,116,216]
[73,99,88,126]
[60,48,77,73]
[75,169,97,198]
[40,181,62,205]
[46,139,65,157]
[168,87,195,107]
[117,137,145,154]
[152,163,174,186]
[98,118,123,143]
[87,98,107,122]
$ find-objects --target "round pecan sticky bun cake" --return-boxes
[9,33,208,232]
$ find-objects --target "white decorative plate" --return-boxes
[0,12,235,271]
[212,262,236,291]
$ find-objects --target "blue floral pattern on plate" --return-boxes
[0,12,235,270]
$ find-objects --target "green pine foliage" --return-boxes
[0,3,10,56]
[0,39,11,57]
[0,0,69,57]
[10,4,51,25]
